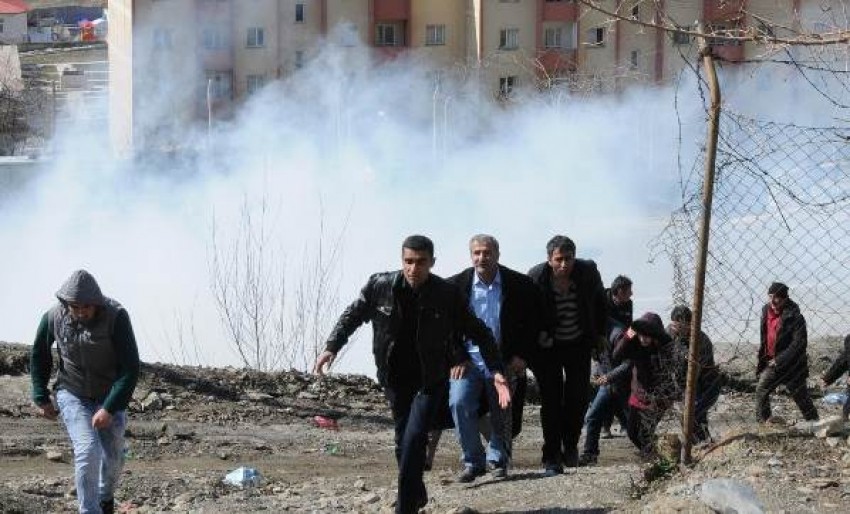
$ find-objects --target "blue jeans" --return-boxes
[56,389,127,514]
[582,384,626,456]
[449,366,507,470]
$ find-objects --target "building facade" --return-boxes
[108,0,843,154]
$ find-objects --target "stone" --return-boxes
[700,478,765,514]
[45,450,64,463]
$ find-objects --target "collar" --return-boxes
[473,268,502,288]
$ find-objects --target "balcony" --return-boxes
[541,0,578,22]
[373,0,410,21]
[537,49,577,75]
[704,0,745,22]
[711,43,744,62]
[196,0,231,19]
[200,50,232,71]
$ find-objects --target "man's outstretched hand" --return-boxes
[313,350,336,376]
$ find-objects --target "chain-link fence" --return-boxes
[651,108,850,455]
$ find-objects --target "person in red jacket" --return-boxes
[756,282,818,423]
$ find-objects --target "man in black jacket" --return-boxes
[314,235,510,514]
[528,235,607,475]
[755,282,818,423]
[444,234,540,481]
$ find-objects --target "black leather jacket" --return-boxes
[325,271,503,390]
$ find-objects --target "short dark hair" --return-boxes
[611,275,632,293]
[402,235,434,258]
[768,281,789,298]
[546,235,576,257]
[670,305,692,323]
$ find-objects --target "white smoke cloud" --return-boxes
[3,33,842,376]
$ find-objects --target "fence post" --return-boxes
[682,24,721,465]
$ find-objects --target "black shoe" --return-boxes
[577,453,598,467]
[543,463,563,477]
[563,449,579,468]
[100,499,115,514]
[457,466,485,483]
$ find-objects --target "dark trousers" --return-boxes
[755,366,818,422]
[533,344,592,465]
[626,405,665,455]
[385,384,446,514]
[693,381,721,442]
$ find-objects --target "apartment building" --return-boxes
[109,0,842,154]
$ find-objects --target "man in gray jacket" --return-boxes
[31,270,140,514]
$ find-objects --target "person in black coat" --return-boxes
[755,282,818,423]
[527,235,607,474]
[442,234,541,481]
[314,235,511,514]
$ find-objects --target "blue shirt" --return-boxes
[466,270,502,377]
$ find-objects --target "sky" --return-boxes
[1,34,845,377]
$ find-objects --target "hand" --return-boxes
[313,350,336,376]
[450,362,468,380]
[768,359,776,367]
[92,408,112,429]
[508,356,526,374]
[594,374,609,386]
[36,401,58,421]
[493,373,511,409]
[625,327,636,339]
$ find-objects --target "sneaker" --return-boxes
[457,466,485,483]
[600,428,613,439]
[543,463,563,477]
[577,453,598,467]
[490,466,507,479]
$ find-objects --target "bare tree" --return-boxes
[285,201,349,371]
[209,194,287,372]
[209,193,347,372]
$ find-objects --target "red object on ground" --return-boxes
[313,415,339,430]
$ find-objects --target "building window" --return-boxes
[246,74,265,95]
[499,76,516,97]
[295,3,305,23]
[585,27,604,46]
[425,24,445,46]
[0,18,5,34]
[544,28,563,49]
[376,23,401,46]
[672,27,691,45]
[295,50,304,69]
[631,5,639,20]
[153,28,173,49]
[247,27,265,48]
[202,26,228,49]
[499,28,518,50]
[630,49,639,69]
[206,71,232,99]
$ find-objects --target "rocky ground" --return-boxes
[2,341,850,513]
